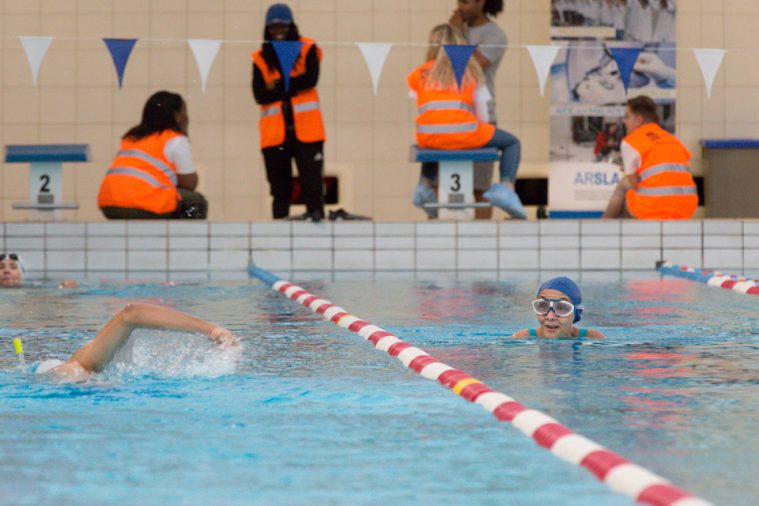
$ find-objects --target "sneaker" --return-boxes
[483,183,527,220]
[328,209,371,221]
[413,183,438,219]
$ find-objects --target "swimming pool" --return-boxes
[1,275,756,505]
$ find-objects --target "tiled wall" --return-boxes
[1,2,754,222]
[2,220,758,281]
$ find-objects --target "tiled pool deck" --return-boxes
[1,220,758,281]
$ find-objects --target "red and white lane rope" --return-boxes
[658,261,759,296]
[252,269,711,506]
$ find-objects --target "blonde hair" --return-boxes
[426,24,484,90]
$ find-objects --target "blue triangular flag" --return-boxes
[608,46,643,92]
[271,40,303,92]
[103,38,137,88]
[443,44,476,91]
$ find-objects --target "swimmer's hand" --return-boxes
[58,279,78,289]
[209,327,239,348]
[634,53,676,86]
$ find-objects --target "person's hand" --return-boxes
[58,279,78,289]
[209,326,239,348]
[449,10,465,31]
[634,53,676,85]
[265,79,279,91]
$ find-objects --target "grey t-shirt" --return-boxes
[466,20,507,123]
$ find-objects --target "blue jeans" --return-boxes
[484,127,520,184]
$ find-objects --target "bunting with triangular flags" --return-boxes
[693,48,725,99]
[188,39,223,92]
[608,46,643,93]
[19,36,53,87]
[271,40,303,92]
[356,42,392,96]
[526,45,561,97]
[443,44,476,91]
[103,38,138,89]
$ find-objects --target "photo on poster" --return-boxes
[550,102,676,163]
[551,0,676,44]
[550,40,675,115]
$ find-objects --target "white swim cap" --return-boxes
[36,359,64,375]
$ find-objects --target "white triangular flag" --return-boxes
[693,48,725,99]
[19,36,53,86]
[356,42,392,95]
[526,45,561,97]
[188,39,222,92]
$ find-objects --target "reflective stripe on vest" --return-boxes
[106,167,174,189]
[260,105,281,118]
[636,186,697,196]
[116,149,178,186]
[417,122,479,134]
[418,100,475,115]
[638,163,690,182]
[292,101,320,113]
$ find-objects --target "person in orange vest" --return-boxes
[98,91,207,219]
[603,95,697,219]
[409,24,525,220]
[252,3,326,222]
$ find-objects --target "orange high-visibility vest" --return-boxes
[624,123,697,220]
[252,37,325,149]
[407,60,495,150]
[97,130,182,215]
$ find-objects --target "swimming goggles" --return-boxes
[0,253,19,261]
[532,298,575,318]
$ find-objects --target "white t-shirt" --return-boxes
[620,139,641,176]
[164,135,194,175]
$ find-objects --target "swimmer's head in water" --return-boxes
[537,276,583,323]
[0,252,24,287]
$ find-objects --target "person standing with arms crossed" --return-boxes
[252,3,326,222]
[451,0,512,219]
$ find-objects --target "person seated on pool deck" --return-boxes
[97,90,208,220]
[1,253,77,289]
[512,277,606,339]
[35,303,238,382]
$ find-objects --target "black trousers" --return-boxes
[101,188,208,219]
[262,131,324,219]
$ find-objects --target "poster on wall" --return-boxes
[548,0,677,217]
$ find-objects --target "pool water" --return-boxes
[1,275,757,505]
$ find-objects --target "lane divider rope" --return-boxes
[657,261,759,295]
[250,265,712,506]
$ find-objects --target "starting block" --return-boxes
[5,144,89,220]
[411,145,498,220]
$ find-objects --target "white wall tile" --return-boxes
[334,250,373,270]
[210,271,250,281]
[333,222,374,236]
[169,222,209,236]
[47,251,85,270]
[87,250,126,270]
[499,221,539,236]
[6,223,44,236]
[251,236,291,249]
[744,250,759,269]
[745,235,759,248]
[540,220,579,235]
[46,223,85,236]
[582,235,621,249]
[540,250,580,270]
[210,222,249,236]
[622,221,661,235]
[169,250,209,271]
[457,236,497,249]
[703,250,743,270]
[703,235,742,248]
[292,222,333,236]
[375,223,414,236]
[47,236,85,249]
[6,237,44,249]
[210,250,250,270]
[744,221,759,235]
[621,248,661,270]
[499,249,539,270]
[458,222,497,236]
[416,222,455,236]
[127,271,168,282]
[128,251,167,271]
[501,235,539,249]
[168,271,209,282]
[375,236,414,249]
[703,220,742,235]
[128,237,167,250]
[540,235,580,249]
[86,271,127,282]
[88,237,126,250]
[416,250,455,270]
[292,250,333,270]
[127,222,167,236]
[581,249,621,270]
[211,237,249,249]
[293,237,332,249]
[375,250,414,270]
[169,236,209,249]
[251,250,291,271]
[662,235,701,248]
[458,250,497,270]
[334,236,374,250]
[662,221,701,235]
[622,235,661,248]
[16,251,44,271]
[87,222,126,236]
[581,220,620,235]
[417,236,455,249]
[662,249,702,268]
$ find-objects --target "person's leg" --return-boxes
[293,141,325,220]
[413,162,439,219]
[485,128,521,187]
[262,144,294,219]
[472,161,494,220]
[175,188,208,219]
[603,176,632,218]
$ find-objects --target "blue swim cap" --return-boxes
[537,276,583,323]
[266,3,293,26]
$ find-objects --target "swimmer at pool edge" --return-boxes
[35,303,238,382]
[512,277,606,339]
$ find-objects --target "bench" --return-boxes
[411,145,499,220]
[5,144,89,219]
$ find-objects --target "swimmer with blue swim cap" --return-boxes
[34,303,239,382]
[512,277,606,339]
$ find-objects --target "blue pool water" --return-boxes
[1,275,757,505]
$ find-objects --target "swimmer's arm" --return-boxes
[510,329,530,338]
[70,303,233,372]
